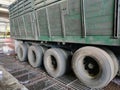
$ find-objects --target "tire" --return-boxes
[28,46,44,67]
[44,48,68,78]
[103,48,119,77]
[72,46,115,88]
[17,43,28,62]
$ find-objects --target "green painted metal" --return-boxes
[85,0,114,36]
[37,36,120,46]
[9,0,120,46]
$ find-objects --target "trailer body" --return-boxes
[9,0,120,46]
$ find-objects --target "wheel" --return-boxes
[72,46,115,88]
[44,48,68,78]
[17,43,28,61]
[28,46,44,67]
[103,48,119,77]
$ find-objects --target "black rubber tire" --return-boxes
[72,46,115,89]
[28,46,44,68]
[44,48,68,78]
[17,43,28,62]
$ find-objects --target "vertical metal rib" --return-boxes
[35,11,41,37]
[22,16,27,39]
[46,7,52,38]
[114,0,119,38]
[17,17,21,38]
[33,12,39,40]
[81,0,86,38]
[30,13,35,39]
[13,19,16,38]
[60,3,66,38]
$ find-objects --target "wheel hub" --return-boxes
[88,63,94,69]
[84,56,100,77]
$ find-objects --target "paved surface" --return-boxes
[0,54,96,90]
[0,54,119,90]
[0,65,28,90]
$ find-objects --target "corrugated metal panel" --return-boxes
[64,0,82,36]
[10,19,15,38]
[47,4,62,36]
[37,9,49,36]
[34,0,45,9]
[34,0,60,10]
[17,16,26,38]
[84,0,114,36]
[24,13,34,39]
[13,18,20,38]
[9,0,33,19]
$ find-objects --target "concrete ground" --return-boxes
[0,65,28,90]
[0,38,24,90]
[0,54,119,90]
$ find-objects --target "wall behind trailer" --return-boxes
[9,0,120,46]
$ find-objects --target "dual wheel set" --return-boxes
[17,43,119,89]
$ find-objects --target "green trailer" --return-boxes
[9,0,120,89]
